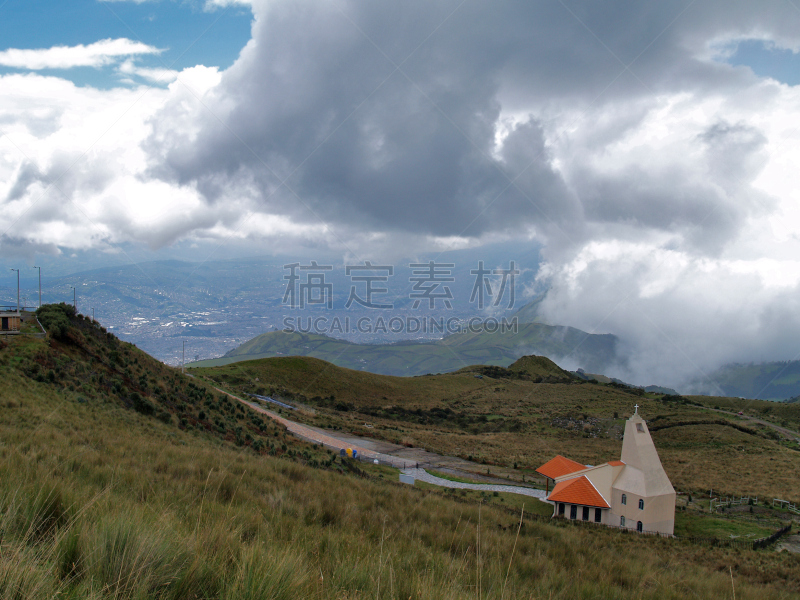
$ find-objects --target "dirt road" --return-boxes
[709,407,800,442]
[219,389,542,489]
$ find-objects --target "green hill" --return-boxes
[15,303,292,452]
[190,321,619,376]
[507,355,574,380]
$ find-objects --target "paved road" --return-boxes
[402,468,548,500]
[219,388,549,498]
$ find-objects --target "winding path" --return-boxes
[403,468,548,499]
[709,408,800,442]
[233,395,410,466]
[220,388,549,499]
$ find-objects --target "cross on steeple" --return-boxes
[634,404,639,415]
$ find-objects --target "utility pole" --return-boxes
[33,266,41,308]
[10,269,19,313]
[71,287,76,312]
[182,340,186,374]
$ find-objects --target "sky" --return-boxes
[2,0,800,387]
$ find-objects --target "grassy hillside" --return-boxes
[2,306,800,598]
[195,355,800,501]
[191,322,619,376]
[23,304,307,457]
[507,354,575,379]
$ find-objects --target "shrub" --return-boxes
[130,392,154,415]
[36,303,75,341]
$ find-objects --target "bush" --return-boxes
[36,303,75,341]
[130,392,154,415]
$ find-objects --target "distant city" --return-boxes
[0,251,539,366]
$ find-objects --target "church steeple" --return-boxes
[619,407,674,496]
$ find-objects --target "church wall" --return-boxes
[552,502,611,525]
[610,488,675,534]
[581,465,613,502]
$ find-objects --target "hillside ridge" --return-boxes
[194,321,619,376]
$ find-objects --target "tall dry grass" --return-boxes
[1,361,799,598]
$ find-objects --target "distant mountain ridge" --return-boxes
[189,321,620,376]
[571,369,679,395]
[690,360,800,401]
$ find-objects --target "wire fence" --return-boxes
[773,499,800,514]
[710,496,758,512]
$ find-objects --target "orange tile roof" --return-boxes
[548,476,610,508]
[536,455,586,480]
[607,460,625,466]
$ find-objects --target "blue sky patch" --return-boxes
[725,39,800,86]
[0,0,253,88]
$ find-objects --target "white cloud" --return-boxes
[537,238,800,389]
[2,1,800,385]
[0,39,161,70]
[101,0,253,7]
[204,0,253,8]
[118,60,179,84]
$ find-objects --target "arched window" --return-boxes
[638,499,644,510]
[621,494,627,505]
[620,516,626,527]
[637,521,643,532]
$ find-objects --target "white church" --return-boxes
[536,406,676,535]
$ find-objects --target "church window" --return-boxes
[637,521,643,532]
[639,499,644,510]
[620,516,625,527]
[621,494,627,505]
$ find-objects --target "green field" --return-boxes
[673,509,781,540]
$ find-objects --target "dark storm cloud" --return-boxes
[0,235,58,259]
[6,161,42,202]
[145,0,800,247]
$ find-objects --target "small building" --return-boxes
[0,312,21,334]
[536,406,676,535]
